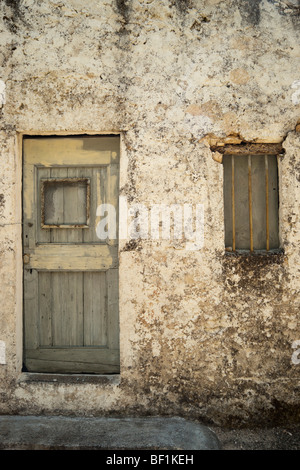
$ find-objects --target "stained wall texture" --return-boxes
[0,0,299,426]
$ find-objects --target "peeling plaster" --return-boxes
[291,80,300,105]
[0,341,6,365]
[0,81,6,106]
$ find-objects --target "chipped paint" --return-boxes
[291,80,300,105]
[0,81,6,106]
[0,341,6,365]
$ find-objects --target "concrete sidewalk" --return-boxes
[0,415,221,450]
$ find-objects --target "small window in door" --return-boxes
[41,178,90,228]
[222,144,282,253]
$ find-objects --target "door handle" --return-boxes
[23,254,30,264]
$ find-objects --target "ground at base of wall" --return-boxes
[0,414,299,450]
[211,424,300,450]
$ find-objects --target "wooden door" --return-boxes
[23,135,120,374]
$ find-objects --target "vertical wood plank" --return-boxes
[24,269,39,350]
[66,167,83,243]
[248,155,253,252]
[51,271,67,346]
[51,271,84,346]
[252,155,266,250]
[37,167,51,244]
[83,168,95,243]
[107,268,119,350]
[38,271,52,346]
[83,271,107,346]
[50,167,68,243]
[234,155,250,250]
[67,271,84,346]
[23,164,37,251]
[107,162,119,246]
[223,154,233,250]
[268,154,279,249]
[84,167,107,244]
[265,154,270,251]
[231,155,236,251]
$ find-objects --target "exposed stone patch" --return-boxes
[239,0,262,26]
[2,0,27,33]
[0,194,5,215]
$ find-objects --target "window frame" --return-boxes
[212,143,283,254]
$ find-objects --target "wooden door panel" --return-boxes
[24,244,118,270]
[24,348,120,374]
[83,271,107,346]
[33,270,110,348]
[23,136,120,374]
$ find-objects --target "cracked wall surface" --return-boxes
[0,0,299,426]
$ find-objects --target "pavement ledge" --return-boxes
[0,415,221,450]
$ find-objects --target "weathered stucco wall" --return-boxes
[0,0,299,426]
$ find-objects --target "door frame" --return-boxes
[16,131,123,378]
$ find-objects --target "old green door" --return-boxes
[23,135,120,374]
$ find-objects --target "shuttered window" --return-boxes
[222,144,281,253]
